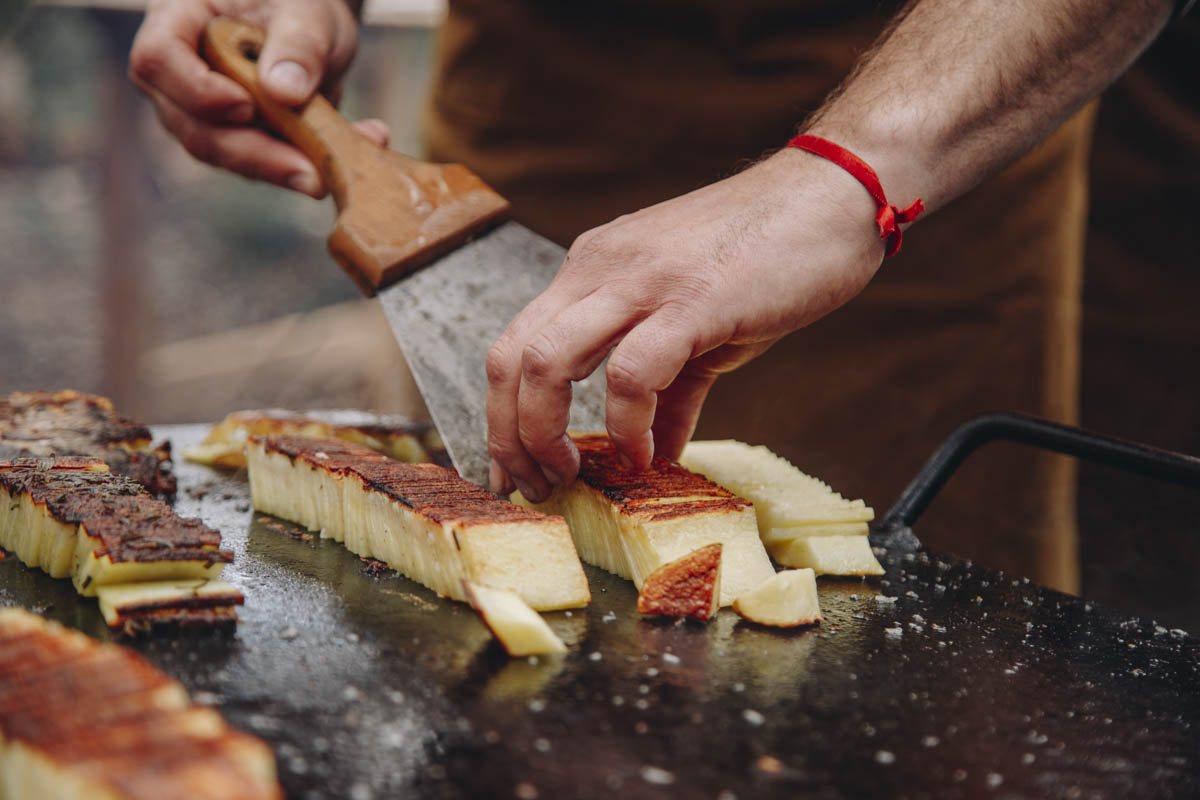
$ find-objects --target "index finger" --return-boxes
[130,3,255,122]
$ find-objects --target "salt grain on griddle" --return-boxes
[640,766,675,785]
[743,709,765,726]
[875,750,895,765]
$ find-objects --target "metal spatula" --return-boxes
[203,18,605,486]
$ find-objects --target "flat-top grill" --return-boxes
[1,414,1198,799]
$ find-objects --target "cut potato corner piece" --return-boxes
[733,569,822,628]
[637,543,722,621]
[767,535,884,576]
[463,580,567,657]
[514,434,773,606]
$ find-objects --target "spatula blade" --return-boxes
[377,221,607,486]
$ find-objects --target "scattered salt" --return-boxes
[640,766,675,785]
[743,709,765,726]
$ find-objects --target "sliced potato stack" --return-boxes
[183,409,445,469]
[0,459,241,634]
[246,435,590,611]
[516,434,775,606]
[0,608,282,800]
[681,440,883,576]
[0,389,177,497]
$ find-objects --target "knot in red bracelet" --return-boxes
[786,134,924,258]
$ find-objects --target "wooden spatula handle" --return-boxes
[201,17,510,295]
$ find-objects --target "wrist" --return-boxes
[762,147,888,265]
[800,112,934,222]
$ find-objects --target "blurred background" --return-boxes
[0,3,1197,626]
[0,0,442,421]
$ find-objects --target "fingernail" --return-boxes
[618,452,635,470]
[227,103,254,124]
[512,477,544,504]
[540,465,563,486]
[266,60,311,98]
[286,170,322,196]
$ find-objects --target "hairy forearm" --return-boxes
[804,0,1173,213]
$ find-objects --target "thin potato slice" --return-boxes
[767,535,884,576]
[463,581,567,657]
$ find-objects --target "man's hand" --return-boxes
[128,0,387,197]
[486,0,1174,502]
[485,149,887,501]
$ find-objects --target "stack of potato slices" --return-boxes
[0,458,241,635]
[681,440,883,576]
[516,434,776,605]
[0,608,281,800]
[246,435,590,611]
[0,389,176,497]
[183,408,446,469]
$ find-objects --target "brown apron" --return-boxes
[424,0,1094,592]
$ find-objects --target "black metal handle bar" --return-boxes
[878,412,1200,533]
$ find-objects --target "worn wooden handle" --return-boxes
[201,17,510,294]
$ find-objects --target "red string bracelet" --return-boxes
[786,134,924,258]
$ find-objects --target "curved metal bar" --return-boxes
[878,412,1200,533]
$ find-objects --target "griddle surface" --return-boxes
[1,424,1197,799]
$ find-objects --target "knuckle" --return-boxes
[605,353,646,400]
[127,41,165,88]
[516,419,558,457]
[485,338,520,385]
[486,432,519,463]
[520,337,558,383]
[565,228,619,272]
[177,124,216,166]
[604,412,641,444]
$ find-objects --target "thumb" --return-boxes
[256,11,354,107]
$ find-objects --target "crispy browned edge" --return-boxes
[571,433,752,521]
[110,606,241,638]
[0,467,231,566]
[198,409,450,469]
[255,435,563,527]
